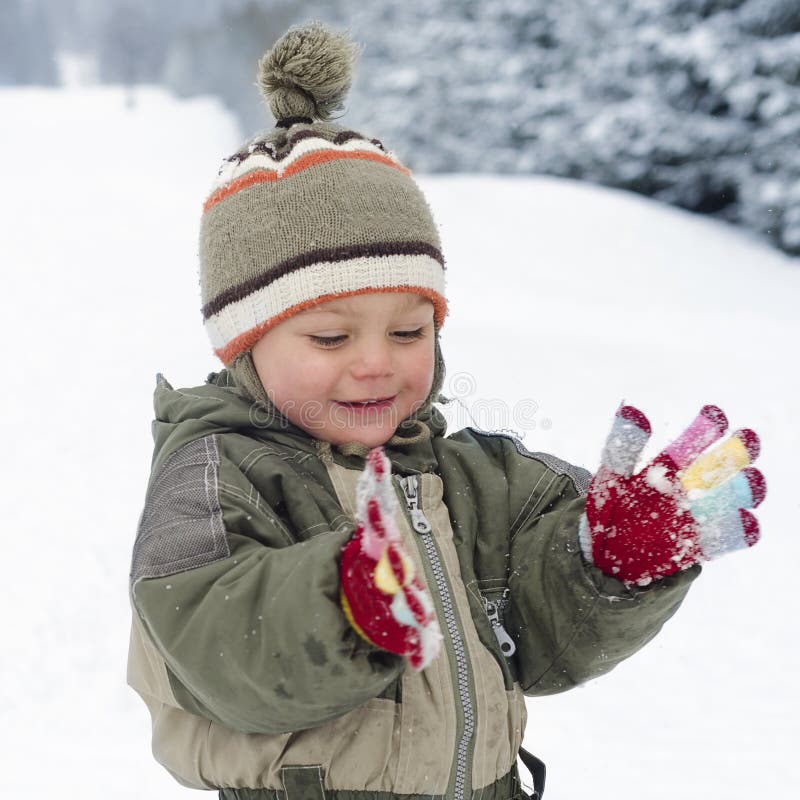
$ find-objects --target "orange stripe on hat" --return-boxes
[203,169,278,213]
[204,150,410,214]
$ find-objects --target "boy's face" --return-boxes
[251,292,436,447]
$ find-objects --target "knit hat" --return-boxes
[198,23,448,432]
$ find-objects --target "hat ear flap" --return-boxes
[228,351,273,410]
[430,328,447,406]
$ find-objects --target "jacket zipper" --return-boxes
[398,474,474,800]
[482,590,516,657]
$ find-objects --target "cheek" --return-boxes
[275,355,339,400]
[408,346,436,392]
[253,354,305,407]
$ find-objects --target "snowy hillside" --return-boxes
[1,86,798,799]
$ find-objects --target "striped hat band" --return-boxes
[202,243,446,365]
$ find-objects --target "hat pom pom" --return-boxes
[257,22,358,123]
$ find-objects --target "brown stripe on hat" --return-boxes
[202,241,444,319]
[226,128,382,165]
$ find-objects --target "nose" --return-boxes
[349,337,394,380]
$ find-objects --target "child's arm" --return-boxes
[505,474,698,696]
[504,404,764,696]
[129,436,404,736]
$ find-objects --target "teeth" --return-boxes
[339,397,392,406]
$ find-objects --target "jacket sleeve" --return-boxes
[129,434,403,735]
[501,443,699,696]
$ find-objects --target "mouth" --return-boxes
[333,395,396,410]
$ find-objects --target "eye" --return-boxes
[307,327,427,348]
[308,334,347,348]
[392,327,426,341]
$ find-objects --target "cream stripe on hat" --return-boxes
[206,253,445,363]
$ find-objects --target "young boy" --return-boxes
[128,23,765,800]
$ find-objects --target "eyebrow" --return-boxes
[303,294,430,316]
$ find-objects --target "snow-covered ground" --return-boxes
[1,86,798,799]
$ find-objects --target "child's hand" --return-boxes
[580,404,766,587]
[340,448,442,671]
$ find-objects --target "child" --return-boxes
[127,23,766,800]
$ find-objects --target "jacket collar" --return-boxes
[151,370,446,475]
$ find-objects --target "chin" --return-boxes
[331,425,395,449]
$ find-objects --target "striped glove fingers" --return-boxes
[583,405,766,587]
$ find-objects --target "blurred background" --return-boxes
[4,0,800,256]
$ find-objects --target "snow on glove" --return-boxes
[579,404,766,587]
[340,447,442,671]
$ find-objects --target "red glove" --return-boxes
[340,448,442,671]
[580,404,766,587]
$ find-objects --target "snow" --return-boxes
[2,86,798,799]
[645,464,674,494]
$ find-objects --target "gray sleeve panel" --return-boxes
[466,427,592,497]
[131,435,230,583]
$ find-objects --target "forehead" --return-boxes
[301,292,432,317]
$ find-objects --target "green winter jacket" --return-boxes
[127,370,698,800]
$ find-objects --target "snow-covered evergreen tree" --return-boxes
[339,0,800,254]
[5,0,800,255]
[0,0,57,86]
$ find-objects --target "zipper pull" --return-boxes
[399,475,433,534]
[484,598,516,657]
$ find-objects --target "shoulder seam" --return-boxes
[466,427,591,497]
